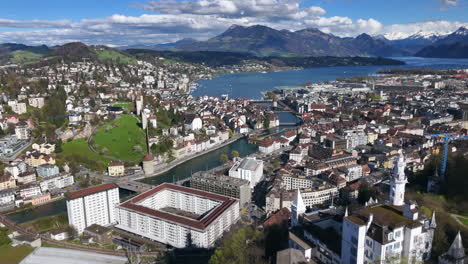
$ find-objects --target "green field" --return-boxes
[21,213,68,233]
[10,50,42,65]
[457,216,468,226]
[96,50,137,64]
[91,114,146,163]
[0,245,34,264]
[113,103,134,111]
[59,138,111,171]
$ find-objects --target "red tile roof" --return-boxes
[119,183,238,230]
[67,183,118,200]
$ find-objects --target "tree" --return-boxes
[358,183,373,205]
[263,116,271,129]
[55,139,63,153]
[219,154,229,164]
[231,150,239,158]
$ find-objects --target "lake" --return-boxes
[193,57,468,99]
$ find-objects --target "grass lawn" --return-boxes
[21,213,68,233]
[96,50,137,65]
[91,114,147,164]
[0,245,34,264]
[113,102,135,111]
[457,216,468,226]
[59,138,111,171]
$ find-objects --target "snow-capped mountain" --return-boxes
[416,27,468,58]
[384,30,448,41]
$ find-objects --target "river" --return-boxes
[7,138,258,223]
[193,57,468,99]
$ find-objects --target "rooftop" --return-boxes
[118,183,238,230]
[20,247,127,264]
[67,183,118,200]
[237,158,261,171]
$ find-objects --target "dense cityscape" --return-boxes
[0,1,468,264]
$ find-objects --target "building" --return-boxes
[340,153,435,264]
[31,193,51,205]
[28,97,45,108]
[142,154,154,175]
[108,161,125,177]
[66,183,120,234]
[229,157,264,188]
[115,183,240,248]
[36,164,60,178]
[17,171,37,185]
[31,143,55,155]
[390,152,407,206]
[19,247,128,264]
[439,232,466,264]
[39,173,74,192]
[25,152,55,167]
[83,224,113,245]
[0,175,16,191]
[190,171,251,207]
[15,126,30,140]
[0,189,15,206]
[11,102,27,114]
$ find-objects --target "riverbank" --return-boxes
[130,133,246,182]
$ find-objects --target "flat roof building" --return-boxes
[229,157,263,188]
[115,183,240,248]
[190,171,251,207]
[66,183,120,234]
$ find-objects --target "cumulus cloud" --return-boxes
[0,0,465,45]
[136,0,326,21]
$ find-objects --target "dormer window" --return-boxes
[388,232,393,240]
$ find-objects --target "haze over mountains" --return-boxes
[127,24,468,58]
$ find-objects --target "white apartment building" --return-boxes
[229,157,264,188]
[39,173,74,192]
[115,183,240,248]
[15,126,30,140]
[28,97,45,108]
[11,102,27,114]
[66,183,120,234]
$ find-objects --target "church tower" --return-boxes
[291,189,306,226]
[390,150,407,206]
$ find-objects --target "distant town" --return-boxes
[0,49,467,264]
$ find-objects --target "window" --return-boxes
[351,236,358,245]
[395,230,401,238]
[394,242,400,249]
[351,247,357,257]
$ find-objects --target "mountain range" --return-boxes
[128,25,468,58]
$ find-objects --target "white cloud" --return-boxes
[0,0,466,45]
[136,0,326,21]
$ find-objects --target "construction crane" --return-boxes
[424,133,468,181]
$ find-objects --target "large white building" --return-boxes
[66,183,120,234]
[290,151,436,264]
[115,183,240,248]
[229,157,264,188]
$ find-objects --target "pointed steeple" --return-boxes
[344,207,348,217]
[447,231,465,260]
[430,211,437,228]
[291,189,306,227]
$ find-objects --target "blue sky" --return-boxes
[0,0,466,45]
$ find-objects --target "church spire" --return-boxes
[390,150,407,206]
[430,211,437,229]
[447,231,465,260]
[291,189,306,226]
